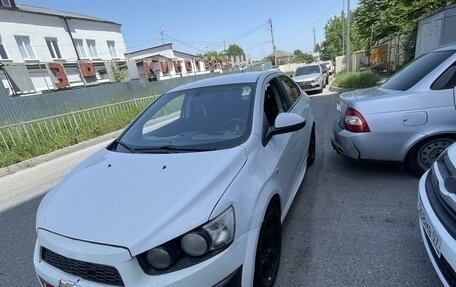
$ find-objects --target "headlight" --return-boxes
[312,76,321,83]
[181,232,209,256]
[182,206,235,256]
[138,206,235,274]
[146,246,178,269]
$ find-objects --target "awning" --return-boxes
[2,64,35,94]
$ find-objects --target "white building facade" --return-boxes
[0,0,127,96]
[125,43,218,83]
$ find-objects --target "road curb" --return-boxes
[0,130,121,178]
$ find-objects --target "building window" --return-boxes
[15,35,36,60]
[107,40,117,58]
[45,37,62,59]
[1,0,12,7]
[86,39,99,58]
[0,35,8,59]
[74,39,87,58]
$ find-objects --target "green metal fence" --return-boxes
[0,96,155,152]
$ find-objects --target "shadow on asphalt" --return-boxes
[0,194,43,286]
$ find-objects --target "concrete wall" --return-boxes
[416,4,456,57]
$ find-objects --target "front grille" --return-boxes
[426,162,456,238]
[423,229,456,287]
[297,82,313,89]
[41,247,124,286]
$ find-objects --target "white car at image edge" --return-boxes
[33,70,316,287]
[418,142,456,287]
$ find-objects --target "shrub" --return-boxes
[332,72,380,89]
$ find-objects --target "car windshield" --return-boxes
[381,50,454,91]
[295,65,320,76]
[116,83,255,153]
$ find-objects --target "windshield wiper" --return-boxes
[134,145,217,153]
[116,139,136,153]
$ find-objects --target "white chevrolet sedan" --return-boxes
[34,70,315,287]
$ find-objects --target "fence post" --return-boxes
[8,129,16,146]
[0,130,9,150]
[22,122,31,141]
[71,112,79,130]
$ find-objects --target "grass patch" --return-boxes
[0,99,152,168]
[332,71,380,89]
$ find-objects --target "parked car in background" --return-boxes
[331,43,456,176]
[34,70,316,287]
[418,142,456,287]
[322,60,335,75]
[319,63,329,85]
[293,63,326,93]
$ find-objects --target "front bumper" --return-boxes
[418,170,456,287]
[34,228,256,287]
[296,80,323,91]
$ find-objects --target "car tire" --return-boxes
[406,136,455,176]
[307,126,316,166]
[253,201,282,287]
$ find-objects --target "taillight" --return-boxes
[344,107,370,133]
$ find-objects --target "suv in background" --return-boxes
[293,63,326,93]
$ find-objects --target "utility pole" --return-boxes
[313,27,316,52]
[268,18,277,66]
[347,0,351,72]
[223,37,226,51]
[160,30,164,45]
[342,0,345,59]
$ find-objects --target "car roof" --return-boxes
[168,70,282,92]
[298,63,320,67]
[434,42,456,52]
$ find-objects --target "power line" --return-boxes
[162,32,206,53]
[281,0,343,39]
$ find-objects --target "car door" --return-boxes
[398,59,456,136]
[262,75,305,212]
[276,75,311,183]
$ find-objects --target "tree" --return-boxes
[111,62,127,83]
[353,0,456,63]
[225,44,245,58]
[320,15,364,60]
[292,49,314,63]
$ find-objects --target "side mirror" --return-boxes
[263,113,306,145]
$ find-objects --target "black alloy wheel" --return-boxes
[253,201,282,287]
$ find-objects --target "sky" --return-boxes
[16,0,358,60]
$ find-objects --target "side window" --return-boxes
[263,81,283,127]
[431,62,456,90]
[278,75,301,106]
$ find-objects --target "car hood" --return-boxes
[37,146,247,256]
[293,73,320,82]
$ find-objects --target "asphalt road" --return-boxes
[0,88,441,286]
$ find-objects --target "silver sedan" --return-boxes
[331,44,456,175]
